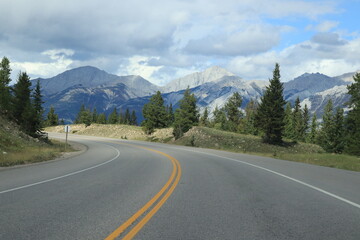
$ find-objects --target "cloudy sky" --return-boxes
[1,0,359,85]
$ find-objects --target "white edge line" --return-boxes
[172,146,360,210]
[0,144,121,195]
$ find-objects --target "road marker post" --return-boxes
[64,125,71,151]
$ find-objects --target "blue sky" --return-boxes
[1,0,359,85]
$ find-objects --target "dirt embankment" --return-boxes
[46,124,174,142]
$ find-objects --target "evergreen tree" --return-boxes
[118,110,124,124]
[332,107,345,153]
[75,104,86,124]
[173,88,199,139]
[124,108,131,125]
[255,63,286,144]
[167,103,175,126]
[12,72,36,134]
[75,104,91,126]
[317,100,335,152]
[307,113,318,144]
[96,113,107,124]
[292,97,303,140]
[283,102,294,139]
[92,108,98,123]
[82,109,92,127]
[241,99,259,135]
[224,92,243,131]
[199,107,210,127]
[211,105,226,130]
[32,80,44,134]
[108,108,118,124]
[0,57,12,113]
[130,110,137,125]
[142,91,168,134]
[344,73,360,155]
[46,106,59,126]
[301,104,310,141]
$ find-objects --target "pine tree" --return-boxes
[142,91,168,134]
[283,102,294,139]
[82,109,92,127]
[75,104,91,126]
[212,105,227,130]
[292,97,303,140]
[0,57,12,113]
[200,107,209,127]
[317,100,335,152]
[301,104,310,141]
[96,113,107,124]
[224,92,243,131]
[173,88,199,139]
[255,63,286,144]
[92,108,98,123]
[108,108,118,124]
[241,99,259,135]
[332,108,345,153]
[307,113,318,144]
[167,103,175,126]
[46,106,59,126]
[12,72,36,134]
[118,110,124,124]
[124,108,131,125]
[344,72,360,155]
[130,110,137,125]
[75,104,86,124]
[32,80,44,135]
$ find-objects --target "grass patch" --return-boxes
[0,140,74,167]
[276,153,360,172]
[174,127,360,172]
[0,114,76,167]
[45,124,360,172]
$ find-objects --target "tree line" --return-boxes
[142,63,360,156]
[2,55,359,156]
[74,104,138,127]
[0,57,56,137]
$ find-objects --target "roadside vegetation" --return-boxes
[175,127,360,172]
[0,114,73,167]
[2,56,359,171]
[0,56,74,167]
[46,63,360,172]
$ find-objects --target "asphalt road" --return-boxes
[0,133,359,240]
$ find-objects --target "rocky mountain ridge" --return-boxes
[31,66,357,123]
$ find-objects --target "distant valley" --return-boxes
[32,66,357,123]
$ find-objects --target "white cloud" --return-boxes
[228,35,360,81]
[10,49,74,81]
[307,20,339,32]
[185,24,281,56]
[0,0,352,85]
[117,56,162,84]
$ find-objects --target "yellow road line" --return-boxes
[104,143,181,240]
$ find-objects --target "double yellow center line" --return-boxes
[104,144,182,240]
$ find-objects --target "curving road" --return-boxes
[0,133,359,239]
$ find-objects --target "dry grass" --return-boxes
[46,124,174,141]
[45,124,360,172]
[0,114,75,167]
[0,140,72,167]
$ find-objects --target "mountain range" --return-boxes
[32,66,357,123]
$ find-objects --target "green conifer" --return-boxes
[173,88,199,139]
[255,63,286,144]
[142,91,168,134]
